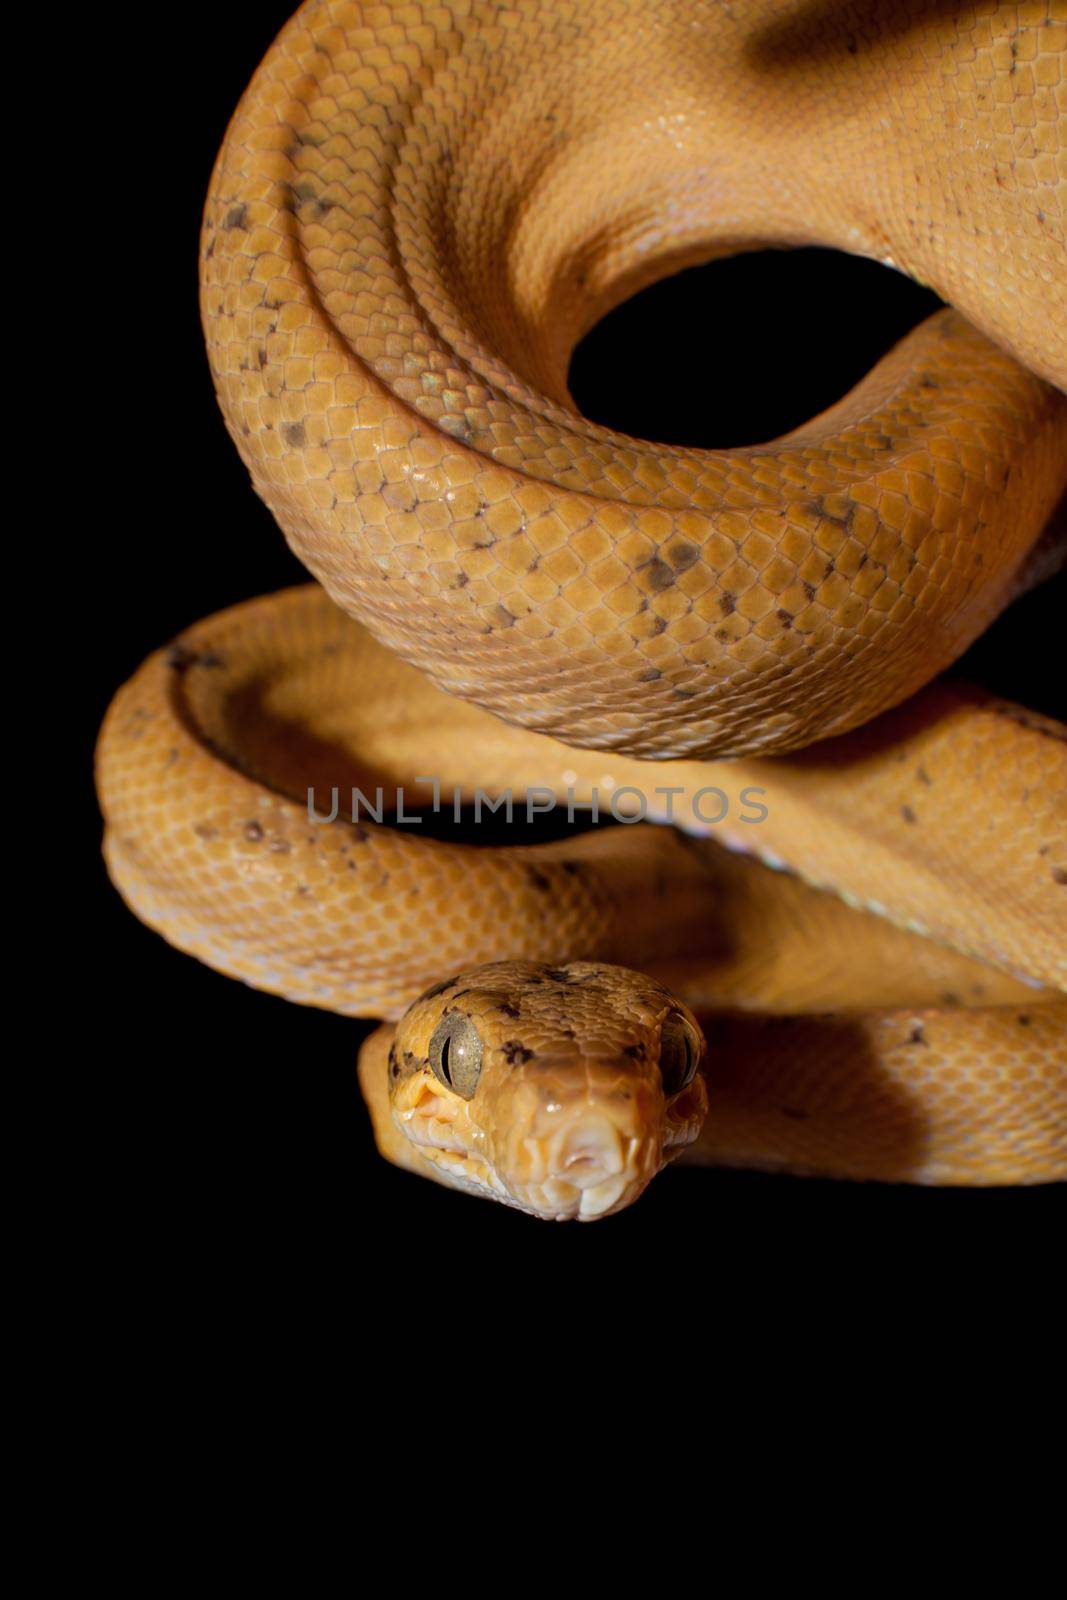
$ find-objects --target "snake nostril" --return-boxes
[557,1118,625,1183]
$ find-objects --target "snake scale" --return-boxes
[97,0,1067,1218]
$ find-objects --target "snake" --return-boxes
[96,0,1067,1219]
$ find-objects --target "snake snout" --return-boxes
[503,1084,667,1222]
[556,1115,627,1183]
[547,1114,651,1220]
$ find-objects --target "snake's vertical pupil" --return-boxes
[429,1016,484,1099]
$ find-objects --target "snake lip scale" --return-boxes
[97,2,1067,1217]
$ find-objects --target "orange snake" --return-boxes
[96,1,1067,1218]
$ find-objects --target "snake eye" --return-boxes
[659,1012,703,1098]
[428,1014,484,1100]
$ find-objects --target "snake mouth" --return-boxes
[397,1080,662,1220]
[399,1084,512,1204]
[395,1048,708,1220]
[530,1172,647,1222]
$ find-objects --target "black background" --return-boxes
[80,4,1062,1322]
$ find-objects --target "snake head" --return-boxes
[387,960,708,1220]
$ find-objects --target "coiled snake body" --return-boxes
[97,1,1067,1218]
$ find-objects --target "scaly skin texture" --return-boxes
[96,1,1067,1214]
[200,0,1067,758]
[96,588,1067,1208]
